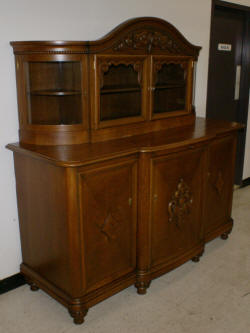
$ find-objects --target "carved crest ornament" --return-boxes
[168,178,193,228]
[113,30,183,53]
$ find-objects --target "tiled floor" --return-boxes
[1,186,250,333]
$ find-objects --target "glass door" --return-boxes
[151,57,193,119]
[93,55,148,128]
[22,55,87,127]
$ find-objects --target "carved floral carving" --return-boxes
[153,60,187,85]
[99,59,143,88]
[113,30,183,53]
[168,178,193,228]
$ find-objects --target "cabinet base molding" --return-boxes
[21,264,136,320]
[20,241,219,323]
[204,218,234,243]
[150,244,204,281]
[21,243,206,322]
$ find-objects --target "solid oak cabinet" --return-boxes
[7,17,242,324]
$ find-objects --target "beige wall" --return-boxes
[0,0,249,279]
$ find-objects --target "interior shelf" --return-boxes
[101,86,141,94]
[29,90,82,96]
[154,107,185,113]
[155,83,185,90]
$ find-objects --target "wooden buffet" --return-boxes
[7,17,242,324]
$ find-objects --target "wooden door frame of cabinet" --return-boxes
[149,56,195,120]
[76,156,138,295]
[90,54,149,130]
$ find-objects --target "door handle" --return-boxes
[234,65,241,100]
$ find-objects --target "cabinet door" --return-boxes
[150,56,193,119]
[204,135,237,239]
[78,159,137,293]
[151,147,205,267]
[91,55,148,129]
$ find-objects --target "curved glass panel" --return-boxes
[25,61,82,125]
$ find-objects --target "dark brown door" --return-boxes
[204,135,237,240]
[151,147,205,267]
[206,3,250,184]
[78,158,137,293]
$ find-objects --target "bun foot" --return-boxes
[192,250,204,263]
[73,316,84,325]
[192,255,200,262]
[26,280,39,291]
[221,231,230,240]
[30,283,39,291]
[25,277,39,291]
[69,306,88,325]
[135,281,151,295]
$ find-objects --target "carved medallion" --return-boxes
[168,178,193,228]
[113,30,183,53]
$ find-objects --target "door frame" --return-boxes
[206,0,250,184]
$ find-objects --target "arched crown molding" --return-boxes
[11,17,201,58]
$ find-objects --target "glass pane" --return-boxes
[100,64,141,121]
[153,63,187,114]
[25,62,82,125]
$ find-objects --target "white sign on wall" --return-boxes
[218,43,232,51]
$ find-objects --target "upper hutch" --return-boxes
[11,17,200,145]
[8,17,242,325]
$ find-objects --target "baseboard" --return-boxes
[241,177,250,188]
[0,273,26,294]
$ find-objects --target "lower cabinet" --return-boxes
[150,147,205,273]
[9,132,238,324]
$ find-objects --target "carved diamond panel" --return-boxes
[99,212,120,242]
